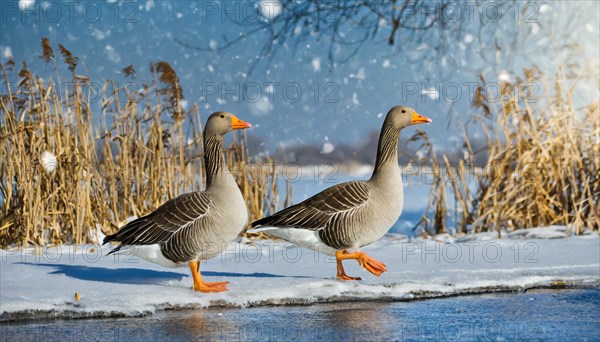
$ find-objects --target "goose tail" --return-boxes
[247,226,336,255]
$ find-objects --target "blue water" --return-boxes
[2,289,599,341]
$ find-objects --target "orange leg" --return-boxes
[335,250,387,278]
[336,258,361,281]
[188,261,229,293]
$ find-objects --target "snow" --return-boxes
[40,151,57,174]
[539,4,551,13]
[265,84,274,94]
[293,24,302,36]
[1,0,595,151]
[350,68,366,80]
[259,0,283,21]
[91,28,110,41]
[351,92,360,106]
[507,225,591,239]
[1,229,598,321]
[249,97,273,116]
[18,0,35,11]
[497,70,512,82]
[3,47,12,59]
[179,99,189,110]
[422,87,440,101]
[144,0,155,12]
[586,24,594,33]
[311,57,321,72]
[104,45,121,64]
[321,142,335,154]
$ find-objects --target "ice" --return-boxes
[1,229,598,321]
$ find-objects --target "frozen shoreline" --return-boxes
[1,228,598,322]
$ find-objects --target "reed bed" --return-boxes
[416,68,600,236]
[0,39,287,247]
[1,40,597,246]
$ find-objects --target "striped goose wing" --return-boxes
[104,192,212,249]
[252,181,370,230]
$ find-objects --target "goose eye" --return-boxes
[220,114,225,118]
[401,110,406,113]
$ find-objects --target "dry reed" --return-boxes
[416,67,599,235]
[0,39,288,247]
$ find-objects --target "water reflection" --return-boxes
[148,303,396,341]
[2,289,598,341]
[313,304,393,341]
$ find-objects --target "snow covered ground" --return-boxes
[1,227,598,321]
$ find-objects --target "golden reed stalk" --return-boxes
[0,40,289,247]
[415,67,599,236]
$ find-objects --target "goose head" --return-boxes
[205,111,252,135]
[386,105,432,129]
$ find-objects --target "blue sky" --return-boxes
[1,0,598,151]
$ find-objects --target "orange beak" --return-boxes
[411,112,432,125]
[231,115,252,130]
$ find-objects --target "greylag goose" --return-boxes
[103,112,251,292]
[250,106,431,280]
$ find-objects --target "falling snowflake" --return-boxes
[18,0,35,11]
[259,0,283,21]
[40,151,58,174]
[321,142,335,154]
[422,87,439,101]
[498,71,512,82]
[311,57,321,72]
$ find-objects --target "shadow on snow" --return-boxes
[15,263,311,285]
